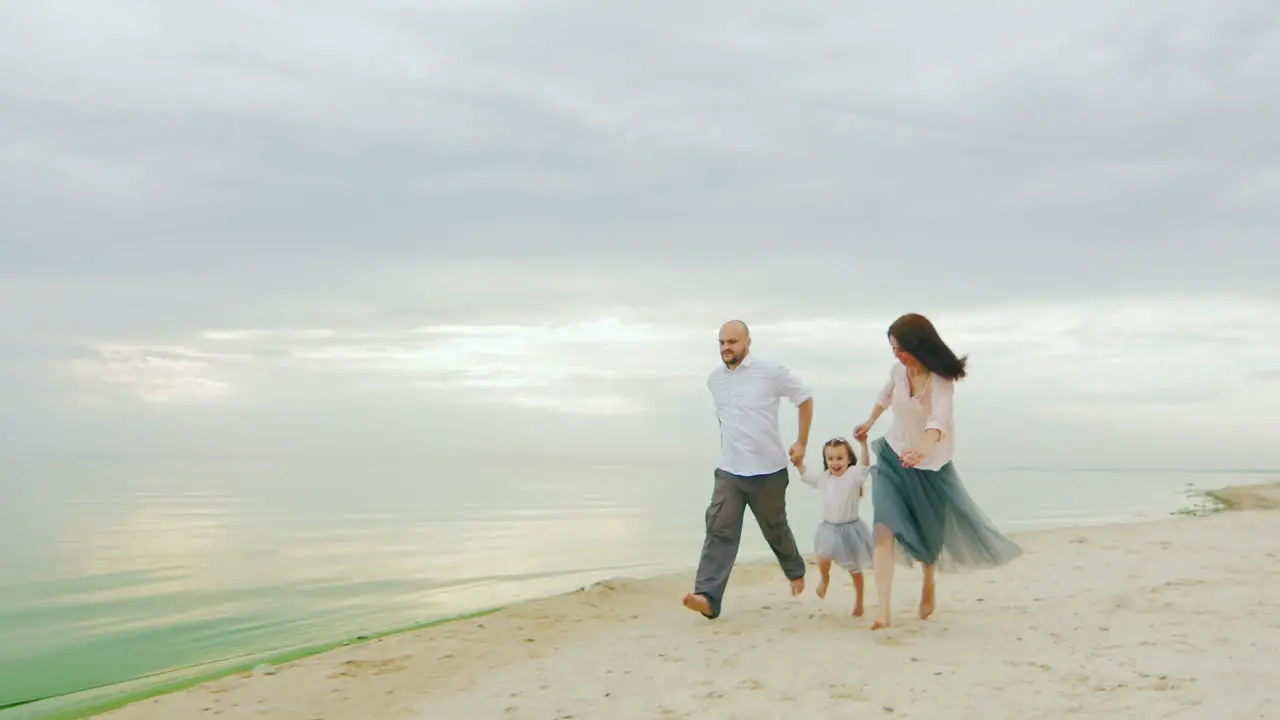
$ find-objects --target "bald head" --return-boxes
[718,319,751,368]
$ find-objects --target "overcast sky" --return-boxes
[2,0,1278,468]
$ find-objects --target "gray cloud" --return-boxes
[6,3,1279,278]
[2,1,1279,468]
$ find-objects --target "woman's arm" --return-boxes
[922,376,955,447]
[869,371,893,421]
[855,370,894,438]
[902,376,954,466]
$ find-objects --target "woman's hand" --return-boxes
[853,422,873,441]
[900,430,941,468]
[900,449,926,467]
[896,448,926,466]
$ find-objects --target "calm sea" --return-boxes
[0,458,1271,717]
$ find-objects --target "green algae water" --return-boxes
[0,458,1271,718]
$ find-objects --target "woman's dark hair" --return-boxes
[888,313,968,380]
[822,438,857,470]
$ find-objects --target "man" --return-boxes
[682,319,813,619]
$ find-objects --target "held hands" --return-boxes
[853,422,873,442]
[788,441,806,467]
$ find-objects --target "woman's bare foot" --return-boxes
[852,602,864,617]
[816,579,829,599]
[682,593,712,617]
[870,613,890,630]
[790,578,805,596]
[918,578,936,620]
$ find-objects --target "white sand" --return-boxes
[98,484,1280,719]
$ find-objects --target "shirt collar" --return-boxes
[724,353,755,372]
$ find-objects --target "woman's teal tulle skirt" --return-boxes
[870,437,1023,569]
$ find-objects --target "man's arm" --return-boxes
[776,363,813,456]
[776,363,813,410]
[796,397,813,447]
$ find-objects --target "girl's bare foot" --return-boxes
[815,559,831,599]
[870,613,890,630]
[851,572,865,617]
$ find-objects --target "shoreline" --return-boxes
[20,482,1280,719]
[5,610,500,720]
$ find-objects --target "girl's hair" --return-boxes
[822,438,857,470]
[888,313,968,380]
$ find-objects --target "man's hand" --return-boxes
[789,441,806,466]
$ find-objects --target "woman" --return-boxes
[853,313,1022,630]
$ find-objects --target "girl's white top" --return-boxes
[875,363,957,472]
[800,466,870,524]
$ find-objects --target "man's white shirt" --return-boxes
[707,354,812,476]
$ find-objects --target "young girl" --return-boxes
[795,437,875,617]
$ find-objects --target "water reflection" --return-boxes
[0,459,1264,712]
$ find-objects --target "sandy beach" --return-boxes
[96,484,1279,720]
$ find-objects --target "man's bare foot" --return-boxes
[852,603,864,617]
[682,593,712,617]
[816,579,829,599]
[790,578,804,596]
[919,579,936,620]
[870,613,890,630]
